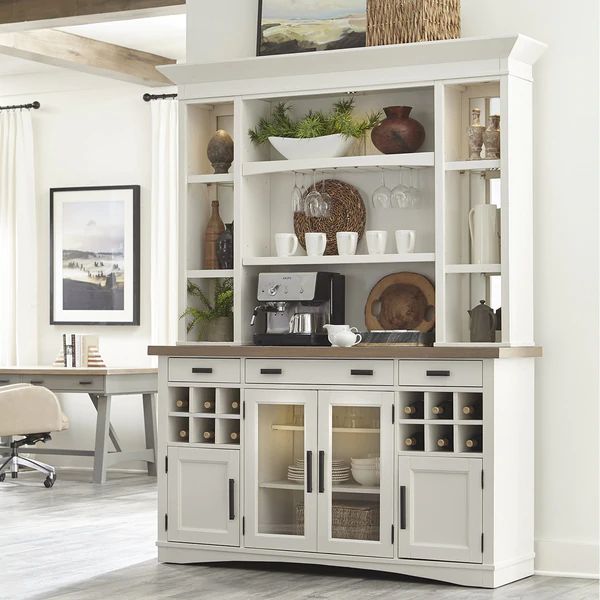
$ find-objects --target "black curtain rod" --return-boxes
[0,101,40,111]
[143,93,177,102]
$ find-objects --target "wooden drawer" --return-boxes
[398,361,483,388]
[168,358,241,384]
[22,375,105,392]
[245,359,394,386]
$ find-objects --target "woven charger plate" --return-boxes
[365,272,435,332]
[294,179,366,255]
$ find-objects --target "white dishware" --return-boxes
[395,229,416,253]
[268,133,353,160]
[468,204,501,264]
[305,232,327,256]
[330,329,362,348]
[336,231,358,256]
[323,324,359,345]
[351,468,380,486]
[366,230,388,255]
[275,233,299,257]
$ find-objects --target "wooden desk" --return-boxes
[0,367,158,484]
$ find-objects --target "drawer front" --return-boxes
[168,358,241,383]
[398,361,483,387]
[22,375,105,392]
[0,376,21,386]
[245,359,394,386]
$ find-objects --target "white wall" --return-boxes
[187,0,600,577]
[0,72,174,470]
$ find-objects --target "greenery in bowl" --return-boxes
[181,278,234,336]
[248,99,382,144]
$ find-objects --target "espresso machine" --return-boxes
[251,272,345,346]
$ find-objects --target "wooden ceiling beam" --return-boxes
[0,1,185,32]
[0,29,175,86]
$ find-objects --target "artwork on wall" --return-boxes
[50,185,140,325]
[257,0,367,56]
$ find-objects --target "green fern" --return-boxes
[181,278,233,334]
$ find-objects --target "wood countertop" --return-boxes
[148,345,542,359]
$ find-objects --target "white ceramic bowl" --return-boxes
[351,468,380,486]
[351,457,379,465]
[268,134,354,160]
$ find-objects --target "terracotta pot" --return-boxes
[207,129,234,174]
[371,106,425,154]
[203,316,233,342]
[203,201,225,269]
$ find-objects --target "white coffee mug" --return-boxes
[395,229,416,253]
[275,233,298,257]
[305,232,327,257]
[336,231,358,256]
[366,230,388,255]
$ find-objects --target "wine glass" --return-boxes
[391,169,410,209]
[291,172,303,213]
[407,169,421,208]
[318,174,332,218]
[372,169,391,209]
[304,170,323,218]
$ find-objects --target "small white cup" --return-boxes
[395,229,416,253]
[366,230,388,255]
[305,232,327,257]
[336,231,358,256]
[275,233,299,257]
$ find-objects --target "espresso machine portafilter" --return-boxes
[251,272,345,346]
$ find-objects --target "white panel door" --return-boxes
[167,447,239,546]
[244,388,318,552]
[317,391,395,558]
[398,456,483,563]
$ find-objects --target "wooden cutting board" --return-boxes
[364,273,435,332]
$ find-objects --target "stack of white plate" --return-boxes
[350,456,380,486]
[331,459,350,483]
[287,457,305,482]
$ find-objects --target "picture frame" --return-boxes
[50,185,140,326]
[256,0,367,57]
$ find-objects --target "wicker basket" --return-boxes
[296,501,379,541]
[367,0,461,46]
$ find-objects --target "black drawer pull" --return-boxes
[350,369,374,376]
[30,380,44,385]
[306,451,313,494]
[260,368,282,375]
[78,380,93,385]
[400,486,407,529]
[0,380,10,384]
[228,478,235,521]
[318,451,325,493]
[426,370,450,377]
[192,367,213,374]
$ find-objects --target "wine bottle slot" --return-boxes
[231,401,239,410]
[436,437,451,449]
[404,431,424,448]
[403,404,418,416]
[431,400,452,417]
[175,399,188,409]
[465,434,482,449]
[230,432,239,441]
[178,429,189,439]
[203,430,215,440]
[462,405,478,416]
[203,400,215,410]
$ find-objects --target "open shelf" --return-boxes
[188,173,234,185]
[244,253,435,267]
[332,428,380,434]
[445,159,500,172]
[243,152,434,176]
[186,269,235,279]
[260,480,380,495]
[445,264,501,275]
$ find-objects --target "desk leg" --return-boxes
[143,393,157,477]
[89,394,122,452]
[93,395,111,484]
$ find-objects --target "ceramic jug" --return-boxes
[331,329,362,348]
[468,300,496,343]
[468,204,500,264]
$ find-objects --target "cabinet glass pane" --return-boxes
[257,403,305,537]
[330,405,381,542]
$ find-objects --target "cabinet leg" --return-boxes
[93,395,111,484]
[143,393,157,477]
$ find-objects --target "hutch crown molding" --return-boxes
[152,34,545,588]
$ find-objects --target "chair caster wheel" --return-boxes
[0,473,5,482]
[44,474,56,488]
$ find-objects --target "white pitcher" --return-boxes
[468,204,501,264]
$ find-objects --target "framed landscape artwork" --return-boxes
[50,186,140,325]
[257,0,366,56]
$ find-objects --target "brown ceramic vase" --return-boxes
[371,106,426,154]
[203,200,225,269]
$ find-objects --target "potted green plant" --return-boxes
[181,278,234,342]
[249,98,381,160]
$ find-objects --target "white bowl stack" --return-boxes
[350,456,380,486]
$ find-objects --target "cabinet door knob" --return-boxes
[228,478,235,521]
[192,367,213,374]
[426,370,450,377]
[260,368,282,375]
[400,486,407,530]
[350,369,374,376]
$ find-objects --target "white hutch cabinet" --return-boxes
[150,35,544,589]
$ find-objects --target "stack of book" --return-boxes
[54,334,106,368]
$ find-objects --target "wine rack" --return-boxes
[167,386,241,447]
[398,390,483,455]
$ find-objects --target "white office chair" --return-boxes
[0,383,69,487]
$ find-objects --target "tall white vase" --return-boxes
[468,204,501,264]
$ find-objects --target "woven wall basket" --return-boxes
[367,0,461,46]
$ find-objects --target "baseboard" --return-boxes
[535,539,599,578]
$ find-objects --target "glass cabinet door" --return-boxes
[244,389,318,552]
[317,391,394,558]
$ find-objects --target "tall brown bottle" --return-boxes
[203,201,225,269]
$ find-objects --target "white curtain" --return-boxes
[150,99,179,350]
[0,109,37,366]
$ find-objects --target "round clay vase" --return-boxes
[204,316,234,342]
[371,106,426,154]
[207,129,234,174]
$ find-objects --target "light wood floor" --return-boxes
[1,470,598,600]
